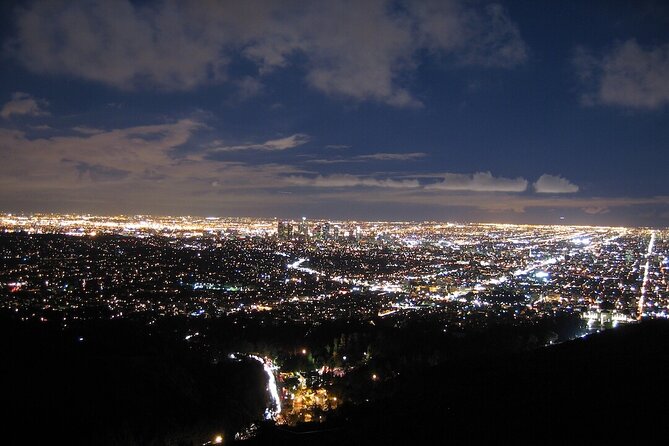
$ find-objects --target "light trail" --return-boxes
[512,256,561,277]
[230,354,282,420]
[378,309,399,317]
[288,257,327,277]
[637,231,656,320]
[288,257,401,291]
[437,233,608,301]
[249,355,282,420]
[287,258,308,269]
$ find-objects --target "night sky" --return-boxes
[1,0,668,226]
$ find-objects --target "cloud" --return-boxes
[306,158,355,165]
[66,160,131,182]
[0,117,318,215]
[72,126,105,135]
[286,174,420,189]
[307,152,426,164]
[328,187,669,216]
[533,174,579,194]
[211,134,310,152]
[325,144,351,150]
[1,92,49,119]
[415,2,527,68]
[582,206,610,215]
[288,170,525,192]
[356,152,426,161]
[0,118,204,187]
[7,0,527,107]
[426,171,528,192]
[233,76,264,101]
[575,39,669,109]
[1,118,667,221]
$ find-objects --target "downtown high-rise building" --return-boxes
[277,221,293,240]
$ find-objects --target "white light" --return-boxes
[249,355,281,420]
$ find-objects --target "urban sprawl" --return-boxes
[2,213,668,428]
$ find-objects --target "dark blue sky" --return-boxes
[1,0,668,226]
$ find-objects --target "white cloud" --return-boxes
[0,119,203,186]
[533,174,579,194]
[8,0,527,107]
[1,92,49,119]
[575,39,669,109]
[1,120,666,218]
[288,170,527,192]
[0,118,315,213]
[426,171,528,192]
[286,174,420,189]
[211,134,310,152]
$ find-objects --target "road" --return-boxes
[637,231,656,320]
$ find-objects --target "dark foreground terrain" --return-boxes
[254,320,669,444]
[4,312,668,445]
[1,313,268,445]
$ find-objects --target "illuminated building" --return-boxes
[278,221,293,240]
[298,217,309,239]
[320,222,331,240]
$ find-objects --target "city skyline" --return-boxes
[1,0,668,226]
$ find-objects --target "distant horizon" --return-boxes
[1,1,668,228]
[2,209,665,230]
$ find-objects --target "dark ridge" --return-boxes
[1,312,268,446]
[252,320,669,444]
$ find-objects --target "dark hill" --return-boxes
[5,314,668,445]
[1,314,268,445]
[254,320,669,444]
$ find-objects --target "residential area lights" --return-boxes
[1,213,668,427]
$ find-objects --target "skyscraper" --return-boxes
[320,222,331,240]
[298,217,309,239]
[277,221,293,240]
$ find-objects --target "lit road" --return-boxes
[638,231,656,320]
[230,353,282,420]
[288,257,402,291]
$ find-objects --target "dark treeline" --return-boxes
[1,311,268,445]
[2,305,585,445]
[252,319,669,444]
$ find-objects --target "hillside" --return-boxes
[254,320,669,444]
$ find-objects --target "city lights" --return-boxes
[2,212,668,435]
